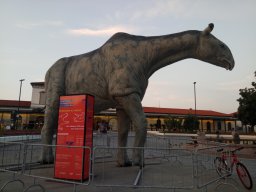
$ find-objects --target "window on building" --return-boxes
[39,91,46,105]
[217,121,222,130]
[228,122,232,131]
[207,121,211,132]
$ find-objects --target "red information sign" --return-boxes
[54,95,94,180]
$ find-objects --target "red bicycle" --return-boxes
[214,147,253,190]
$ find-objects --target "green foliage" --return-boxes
[183,114,199,132]
[237,71,256,132]
[164,115,182,132]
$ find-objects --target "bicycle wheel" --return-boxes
[236,162,253,190]
[214,157,228,177]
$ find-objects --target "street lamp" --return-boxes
[193,82,197,130]
[17,79,25,129]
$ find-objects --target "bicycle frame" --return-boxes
[226,153,238,171]
[219,148,240,174]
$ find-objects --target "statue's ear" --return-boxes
[202,23,214,35]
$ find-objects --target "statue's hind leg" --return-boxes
[116,108,132,167]
[40,86,62,163]
[115,93,147,167]
[40,62,65,163]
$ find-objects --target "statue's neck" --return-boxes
[145,31,199,78]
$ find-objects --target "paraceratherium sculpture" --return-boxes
[40,23,234,166]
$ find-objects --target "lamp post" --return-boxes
[193,82,197,130]
[17,79,25,129]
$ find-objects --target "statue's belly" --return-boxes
[65,65,114,112]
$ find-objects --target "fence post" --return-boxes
[192,149,198,189]
[21,142,28,174]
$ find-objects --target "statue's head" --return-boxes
[196,23,235,70]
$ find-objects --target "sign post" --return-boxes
[54,94,94,180]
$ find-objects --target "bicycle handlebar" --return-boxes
[216,146,244,153]
[232,146,244,152]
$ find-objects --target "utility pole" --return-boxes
[17,79,25,129]
[193,82,197,131]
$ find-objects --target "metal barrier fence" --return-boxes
[0,141,92,192]
[194,145,229,190]
[93,132,196,150]
[0,135,41,142]
[0,133,255,191]
[93,146,194,190]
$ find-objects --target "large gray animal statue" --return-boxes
[40,23,234,166]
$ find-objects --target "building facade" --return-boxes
[30,82,45,109]
[96,107,237,133]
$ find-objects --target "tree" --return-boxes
[237,71,256,132]
[183,114,199,132]
[164,115,174,132]
[164,115,182,132]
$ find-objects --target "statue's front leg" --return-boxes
[115,93,147,167]
[116,108,132,167]
[132,114,147,167]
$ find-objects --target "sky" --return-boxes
[0,0,255,114]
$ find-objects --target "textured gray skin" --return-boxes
[40,23,234,166]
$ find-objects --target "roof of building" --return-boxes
[0,100,31,108]
[30,82,45,87]
[143,107,233,117]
